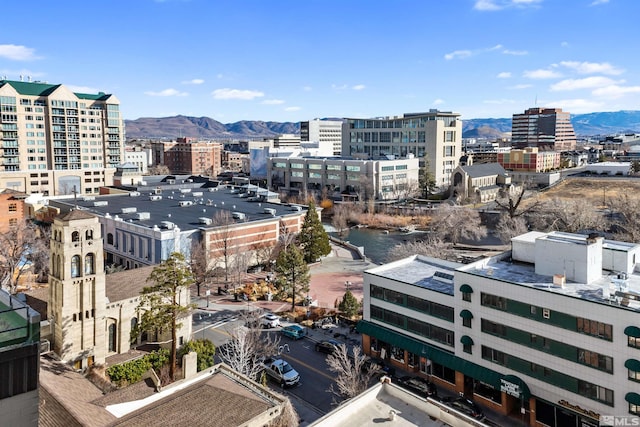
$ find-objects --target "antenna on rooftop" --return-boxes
[534,94,538,107]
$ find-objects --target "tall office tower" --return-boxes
[0,79,124,195]
[511,107,576,151]
[341,110,462,190]
[300,119,344,156]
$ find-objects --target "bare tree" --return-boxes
[0,220,40,293]
[607,194,640,242]
[386,235,454,262]
[494,182,539,218]
[326,344,380,402]
[209,211,235,287]
[528,198,606,234]
[148,164,171,175]
[217,311,281,381]
[495,214,529,244]
[331,203,350,239]
[190,238,212,297]
[430,204,487,246]
[27,225,50,283]
[270,396,300,427]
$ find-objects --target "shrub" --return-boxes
[179,339,216,371]
[106,348,170,387]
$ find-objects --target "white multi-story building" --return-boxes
[124,147,149,174]
[300,119,344,156]
[341,110,462,190]
[0,79,124,195]
[359,231,640,427]
[267,155,420,201]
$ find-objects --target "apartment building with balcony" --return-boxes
[341,110,462,190]
[359,230,640,427]
[0,79,124,196]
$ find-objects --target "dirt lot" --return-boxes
[532,176,640,207]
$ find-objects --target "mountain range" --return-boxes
[124,110,640,140]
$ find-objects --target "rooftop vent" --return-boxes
[179,200,194,207]
[135,212,150,220]
[192,191,203,197]
[199,217,212,225]
[149,195,162,201]
[232,212,246,220]
[129,191,141,197]
[93,201,108,207]
[121,207,137,214]
[180,188,191,194]
[264,208,276,216]
[160,221,175,230]
[289,205,302,212]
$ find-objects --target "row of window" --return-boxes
[480,292,613,341]
[370,305,454,347]
[371,284,454,322]
[481,318,614,373]
[349,116,457,129]
[481,345,614,406]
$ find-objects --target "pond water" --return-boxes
[325,225,426,265]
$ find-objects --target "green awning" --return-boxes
[460,335,474,345]
[460,309,474,319]
[624,326,640,338]
[460,284,473,293]
[625,359,640,372]
[502,374,531,400]
[626,392,640,405]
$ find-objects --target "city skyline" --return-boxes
[1,0,639,123]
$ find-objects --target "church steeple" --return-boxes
[48,209,106,369]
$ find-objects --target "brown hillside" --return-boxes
[533,177,640,207]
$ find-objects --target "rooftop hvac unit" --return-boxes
[93,201,108,207]
[160,221,175,229]
[179,200,193,207]
[264,208,276,216]
[192,191,203,197]
[149,195,162,201]
[129,191,141,197]
[121,207,137,214]
[199,217,212,225]
[232,212,246,220]
[208,187,218,192]
[289,205,302,211]
[83,196,95,201]
[135,212,150,220]
[180,188,191,193]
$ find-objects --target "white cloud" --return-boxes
[262,99,285,105]
[559,61,623,75]
[543,98,603,112]
[590,0,609,6]
[497,72,512,78]
[212,88,264,100]
[560,41,570,48]
[0,44,39,61]
[68,85,100,94]
[508,84,533,89]
[303,86,312,92]
[503,49,528,56]
[352,84,366,91]
[592,85,640,99]
[144,88,188,97]
[284,106,301,112]
[550,76,621,91]
[331,84,349,90]
[473,0,501,11]
[182,78,204,85]
[523,69,563,79]
[473,0,542,11]
[432,99,445,105]
[444,50,472,60]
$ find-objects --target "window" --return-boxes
[578,380,613,406]
[462,291,471,302]
[108,324,117,352]
[463,343,472,354]
[463,317,471,328]
[84,253,94,275]
[72,231,80,242]
[630,336,640,349]
[8,203,17,212]
[71,255,81,277]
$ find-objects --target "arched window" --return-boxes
[108,323,117,352]
[130,318,138,344]
[84,253,94,275]
[71,255,81,277]
[86,229,93,240]
[72,231,80,242]
[107,233,114,245]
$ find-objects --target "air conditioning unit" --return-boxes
[149,195,162,201]
[160,221,175,230]
[129,191,141,197]
[289,205,302,212]
[232,212,245,220]
[199,217,212,225]
[40,339,51,354]
[179,200,193,207]
[542,308,550,319]
[263,208,276,216]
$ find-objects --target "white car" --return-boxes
[261,313,280,328]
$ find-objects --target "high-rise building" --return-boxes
[511,108,576,151]
[0,79,124,196]
[341,110,462,189]
[300,119,344,156]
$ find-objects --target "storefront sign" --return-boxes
[558,399,600,420]
[500,379,521,398]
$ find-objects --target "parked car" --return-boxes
[261,313,280,328]
[441,396,485,420]
[261,357,300,387]
[395,375,437,398]
[315,339,341,354]
[281,324,307,340]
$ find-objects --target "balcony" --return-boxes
[0,288,40,348]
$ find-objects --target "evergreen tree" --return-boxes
[338,289,361,318]
[274,244,310,312]
[418,155,437,198]
[298,201,331,263]
[132,252,195,382]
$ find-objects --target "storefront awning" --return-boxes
[459,309,473,319]
[460,335,474,345]
[501,374,531,400]
[625,359,640,372]
[460,284,473,293]
[626,392,640,406]
[624,326,640,338]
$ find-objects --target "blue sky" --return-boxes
[1,0,639,123]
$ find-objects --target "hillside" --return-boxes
[124,110,640,140]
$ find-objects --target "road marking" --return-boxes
[283,353,334,381]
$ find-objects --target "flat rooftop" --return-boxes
[365,255,462,296]
[461,254,640,311]
[49,182,306,233]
